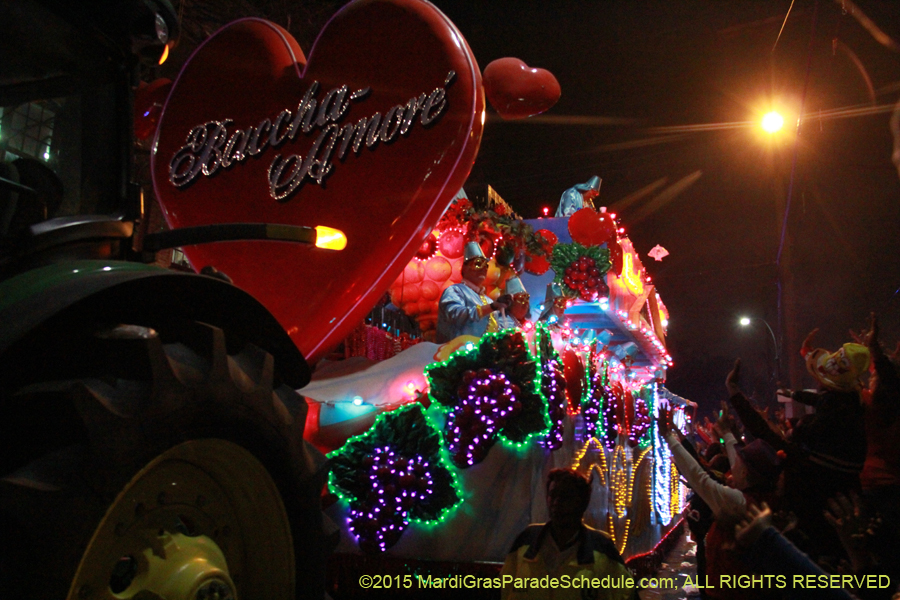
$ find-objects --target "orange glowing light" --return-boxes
[621,252,644,295]
[159,44,169,65]
[761,111,784,133]
[315,226,347,250]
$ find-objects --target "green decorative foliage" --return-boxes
[550,242,611,299]
[328,403,462,526]
[425,330,550,467]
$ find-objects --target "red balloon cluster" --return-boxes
[563,256,609,302]
[389,227,508,338]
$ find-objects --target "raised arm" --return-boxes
[658,403,746,519]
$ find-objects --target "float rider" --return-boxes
[498,275,531,330]
[555,175,601,217]
[436,241,512,343]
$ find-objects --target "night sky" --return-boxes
[423,0,900,411]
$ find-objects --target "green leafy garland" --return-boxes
[328,404,462,552]
[550,242,611,299]
[425,330,550,467]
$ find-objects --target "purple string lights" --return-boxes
[348,445,435,553]
[541,359,566,450]
[447,368,522,467]
[584,367,608,443]
[628,394,652,447]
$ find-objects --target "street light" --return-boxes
[738,317,781,400]
[761,111,784,134]
[738,316,778,362]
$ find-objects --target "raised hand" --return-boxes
[735,502,772,547]
[726,359,742,396]
[713,400,736,438]
[657,402,671,437]
[824,491,879,572]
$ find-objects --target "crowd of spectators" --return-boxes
[660,313,899,600]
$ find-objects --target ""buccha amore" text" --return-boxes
[168,71,456,201]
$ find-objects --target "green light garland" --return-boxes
[424,329,550,467]
[327,403,464,551]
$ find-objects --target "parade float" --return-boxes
[304,190,693,571]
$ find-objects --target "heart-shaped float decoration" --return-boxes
[134,78,172,141]
[152,0,484,364]
[483,57,560,120]
[568,207,617,247]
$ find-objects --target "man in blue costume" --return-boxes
[498,275,530,330]
[555,175,601,217]
[436,242,512,343]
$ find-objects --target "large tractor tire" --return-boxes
[0,320,332,599]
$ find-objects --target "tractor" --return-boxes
[0,1,332,597]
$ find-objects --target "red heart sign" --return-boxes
[483,57,560,120]
[152,0,484,364]
[134,78,171,141]
[568,207,617,247]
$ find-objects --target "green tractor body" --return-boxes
[1,2,330,598]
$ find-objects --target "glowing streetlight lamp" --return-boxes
[761,111,784,134]
[738,316,777,357]
[738,316,780,392]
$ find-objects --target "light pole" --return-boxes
[739,316,780,390]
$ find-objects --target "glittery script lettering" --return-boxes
[169,71,456,202]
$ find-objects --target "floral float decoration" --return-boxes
[328,403,462,553]
[525,229,557,275]
[535,323,567,450]
[425,330,550,467]
[550,241,611,302]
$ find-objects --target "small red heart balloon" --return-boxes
[152,0,485,364]
[483,57,560,120]
[568,207,617,247]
